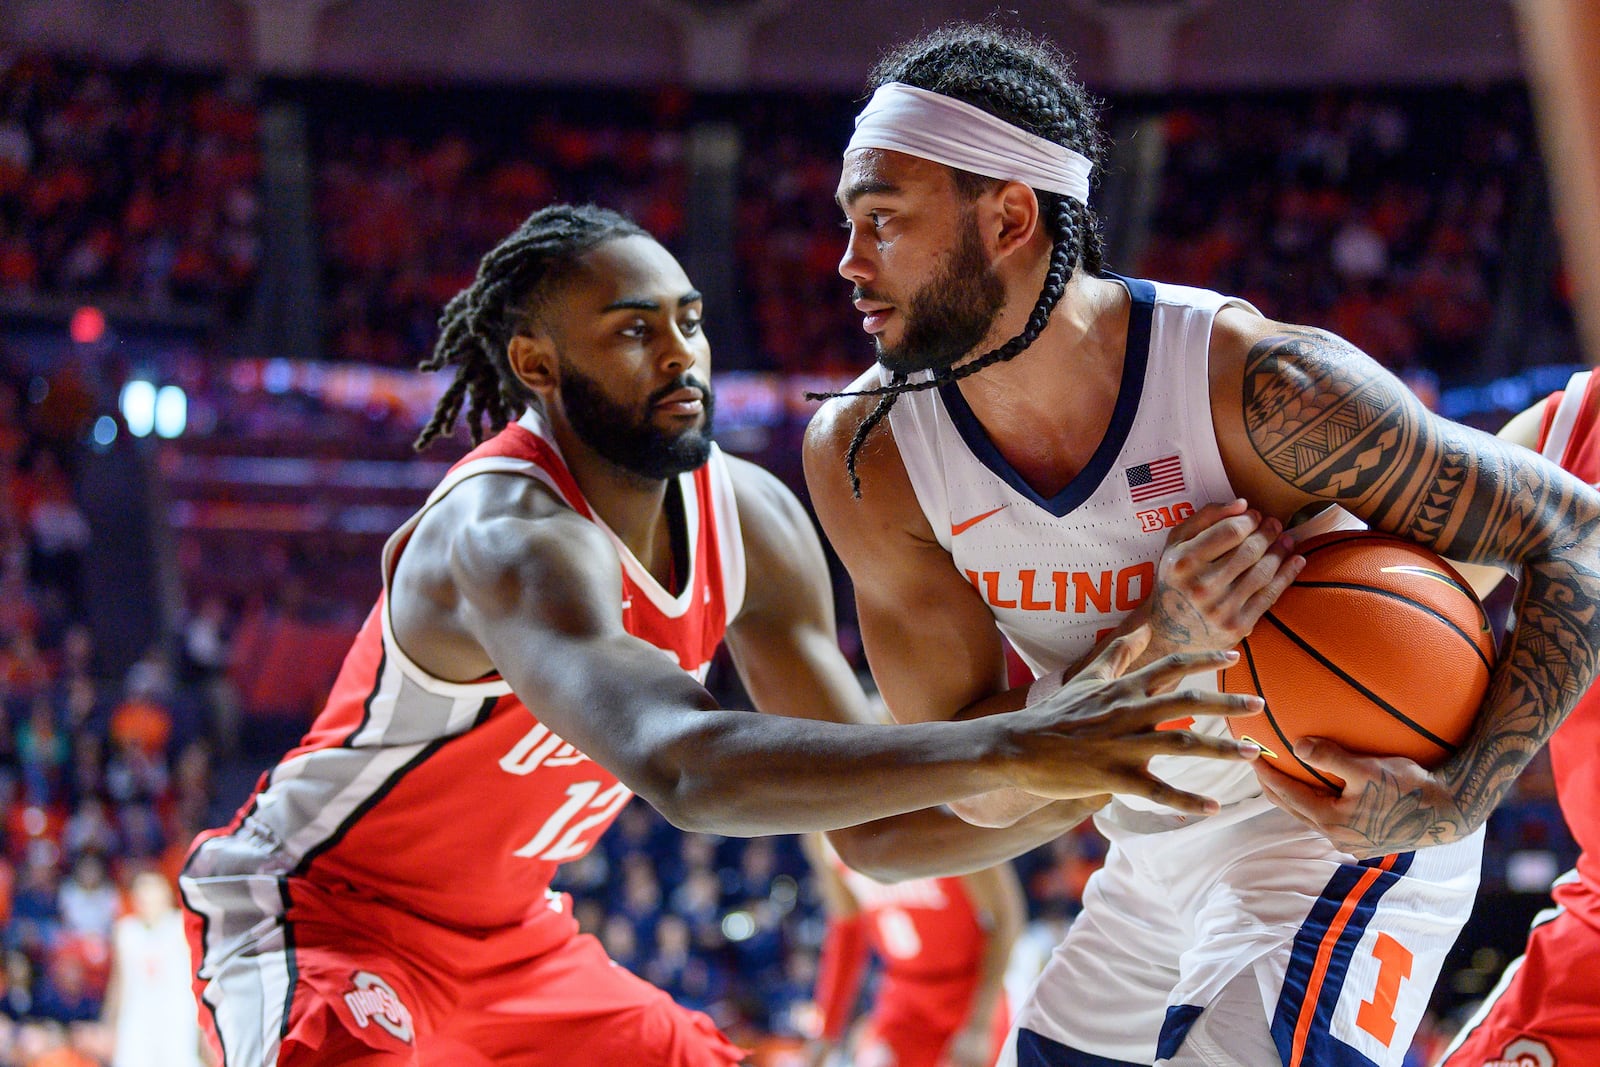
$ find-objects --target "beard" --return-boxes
[867,215,1006,377]
[558,363,716,481]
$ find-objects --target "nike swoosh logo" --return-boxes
[951,505,1008,536]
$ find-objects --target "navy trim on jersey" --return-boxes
[1271,853,1415,1066]
[1155,1004,1203,1060]
[937,274,1155,518]
[1016,1027,1150,1067]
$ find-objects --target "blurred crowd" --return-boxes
[0,51,1585,1067]
[0,352,218,1065]
[0,54,258,320]
[312,82,691,367]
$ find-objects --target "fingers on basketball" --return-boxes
[1220,531,1494,791]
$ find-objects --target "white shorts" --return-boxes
[999,796,1482,1067]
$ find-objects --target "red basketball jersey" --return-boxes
[837,865,990,983]
[1537,370,1600,905]
[185,411,746,944]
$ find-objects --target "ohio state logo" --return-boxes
[343,971,414,1043]
[1484,1038,1556,1067]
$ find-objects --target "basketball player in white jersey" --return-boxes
[106,871,205,1067]
[804,25,1600,1067]
[181,204,1266,1067]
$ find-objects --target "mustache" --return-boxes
[647,374,713,407]
[851,286,891,305]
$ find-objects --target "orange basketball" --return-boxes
[1221,530,1495,791]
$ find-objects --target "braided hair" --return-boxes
[415,204,647,451]
[815,23,1109,495]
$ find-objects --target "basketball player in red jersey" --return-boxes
[1439,371,1600,1067]
[179,204,1266,1067]
[804,24,1600,1067]
[802,833,1019,1067]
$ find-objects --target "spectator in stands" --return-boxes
[54,855,114,944]
[103,870,203,1067]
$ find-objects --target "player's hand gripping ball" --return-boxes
[1221,530,1494,791]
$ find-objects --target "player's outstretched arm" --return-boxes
[1210,310,1600,856]
[804,394,1261,828]
[396,471,1259,836]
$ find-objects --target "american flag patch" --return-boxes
[1125,454,1185,502]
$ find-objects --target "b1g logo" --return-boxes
[1136,501,1195,532]
[343,971,414,1043]
[1485,1038,1556,1067]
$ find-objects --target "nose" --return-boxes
[658,322,698,374]
[838,228,875,285]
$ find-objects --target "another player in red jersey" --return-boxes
[179,204,1264,1067]
[802,834,1019,1067]
[1441,370,1600,1067]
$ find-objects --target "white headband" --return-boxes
[846,82,1092,205]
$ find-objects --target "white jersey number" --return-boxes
[514,780,632,862]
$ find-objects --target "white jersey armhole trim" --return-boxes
[707,446,747,623]
[375,455,551,700]
[1543,370,1593,464]
[1180,293,1261,508]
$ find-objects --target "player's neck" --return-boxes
[556,432,679,575]
[948,273,1131,497]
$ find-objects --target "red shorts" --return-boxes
[1440,876,1600,1067]
[188,877,745,1067]
[858,975,1009,1067]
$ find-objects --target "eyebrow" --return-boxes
[836,178,901,209]
[600,290,703,313]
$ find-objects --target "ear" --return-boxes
[507,333,558,402]
[986,180,1043,262]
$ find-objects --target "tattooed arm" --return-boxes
[1209,311,1600,857]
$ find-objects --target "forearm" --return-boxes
[643,711,1017,836]
[1442,548,1600,829]
[825,799,1100,883]
[1336,542,1600,850]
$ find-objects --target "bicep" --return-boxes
[454,516,716,779]
[848,536,1008,723]
[1219,322,1589,568]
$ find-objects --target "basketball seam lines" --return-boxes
[1258,612,1459,753]
[1287,580,1495,674]
[1241,639,1342,791]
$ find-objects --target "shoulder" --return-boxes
[802,381,927,530]
[803,371,894,473]
[726,451,807,527]
[404,471,620,614]
[724,453,823,585]
[1209,306,1374,377]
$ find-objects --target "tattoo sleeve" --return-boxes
[1243,328,1600,850]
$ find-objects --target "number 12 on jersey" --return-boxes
[513,780,632,862]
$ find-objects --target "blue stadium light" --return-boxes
[155,386,188,438]
[120,380,157,437]
[91,415,118,447]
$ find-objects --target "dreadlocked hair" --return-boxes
[810,23,1109,496]
[414,203,647,451]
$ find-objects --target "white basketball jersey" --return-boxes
[883,275,1261,813]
